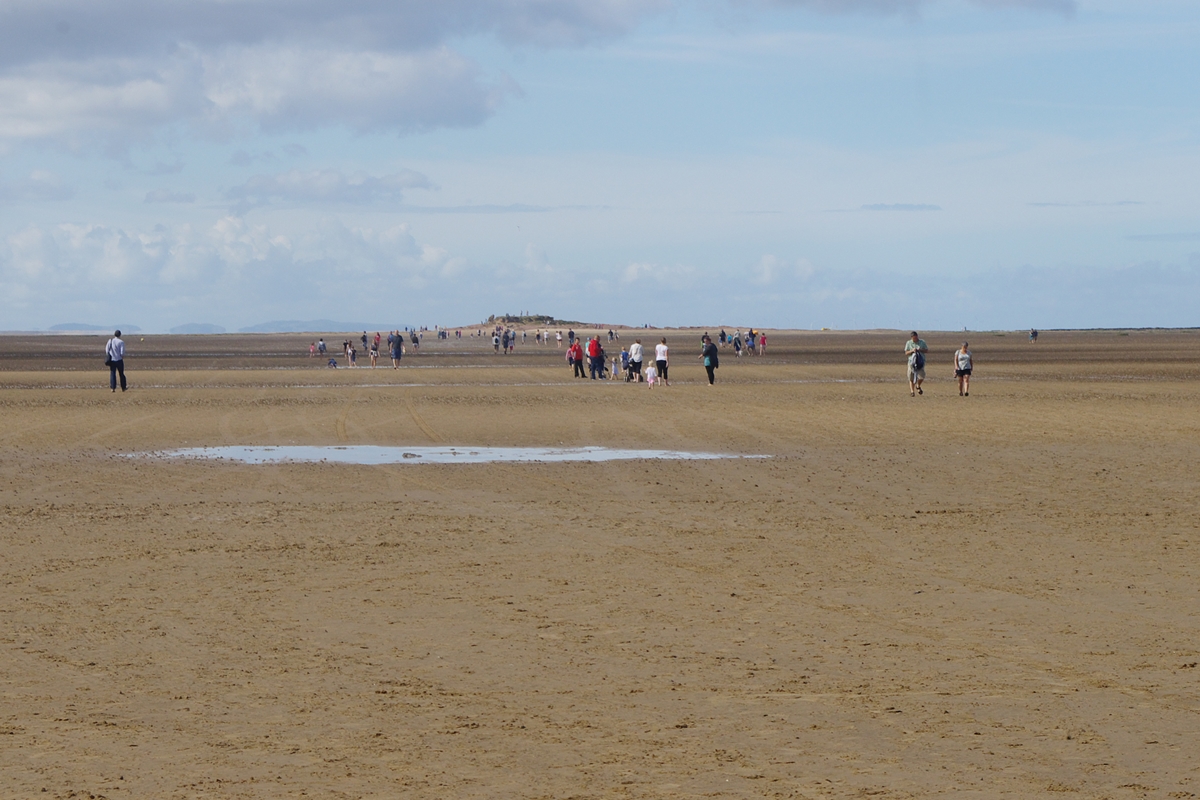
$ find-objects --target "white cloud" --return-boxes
[224,168,433,210]
[0,170,74,202]
[0,1,670,143]
[620,261,698,289]
[751,254,814,285]
[748,0,1074,14]
[861,203,942,211]
[145,188,195,203]
[202,45,511,135]
[0,214,471,318]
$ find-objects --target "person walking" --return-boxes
[954,341,973,396]
[390,335,404,368]
[654,337,670,386]
[105,330,127,392]
[699,334,719,385]
[629,338,644,382]
[587,335,603,379]
[905,331,928,397]
[569,339,586,378]
[317,338,327,356]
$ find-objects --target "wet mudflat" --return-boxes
[1,328,1198,798]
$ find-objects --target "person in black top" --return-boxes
[699,335,719,385]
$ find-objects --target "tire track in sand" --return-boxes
[336,390,362,442]
[405,398,443,443]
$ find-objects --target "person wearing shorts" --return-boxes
[654,338,670,386]
[954,341,973,396]
[905,331,928,397]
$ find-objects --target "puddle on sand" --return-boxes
[152,445,767,465]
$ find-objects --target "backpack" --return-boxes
[912,351,925,370]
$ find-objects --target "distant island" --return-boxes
[170,323,226,334]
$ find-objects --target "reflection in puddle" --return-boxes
[153,445,766,465]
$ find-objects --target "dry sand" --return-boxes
[1,328,1198,798]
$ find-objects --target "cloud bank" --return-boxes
[0,0,671,144]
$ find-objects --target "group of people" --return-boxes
[306,331,411,368]
[905,331,973,397]
[716,328,766,357]
[102,326,993,395]
[562,334,722,386]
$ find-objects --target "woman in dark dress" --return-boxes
[699,335,719,385]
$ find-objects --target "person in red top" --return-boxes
[586,336,603,379]
[569,340,586,378]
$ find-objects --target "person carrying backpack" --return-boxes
[905,331,928,397]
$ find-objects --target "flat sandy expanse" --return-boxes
[2,329,1198,798]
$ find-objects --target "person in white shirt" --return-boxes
[954,341,973,397]
[645,362,658,388]
[654,338,670,386]
[105,330,127,392]
[629,339,644,382]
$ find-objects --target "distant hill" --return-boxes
[50,323,142,332]
[239,319,396,333]
[170,323,226,334]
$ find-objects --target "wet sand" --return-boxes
[2,328,1198,798]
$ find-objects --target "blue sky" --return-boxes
[1,0,1197,331]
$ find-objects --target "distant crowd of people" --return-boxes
[104,325,1051,394]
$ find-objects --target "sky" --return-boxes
[1,0,1198,332]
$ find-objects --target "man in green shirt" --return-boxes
[904,331,928,397]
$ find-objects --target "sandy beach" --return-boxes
[2,328,1198,798]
